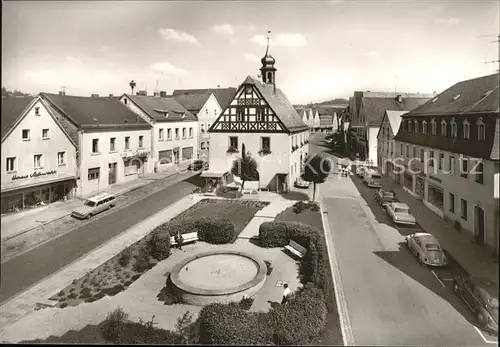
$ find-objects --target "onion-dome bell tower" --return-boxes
[260,31,277,86]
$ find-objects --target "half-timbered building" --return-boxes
[205,43,309,192]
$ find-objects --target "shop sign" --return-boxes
[12,170,57,181]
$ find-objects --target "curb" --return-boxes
[319,199,355,346]
[1,168,190,243]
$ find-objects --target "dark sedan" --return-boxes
[188,160,207,171]
[453,276,498,335]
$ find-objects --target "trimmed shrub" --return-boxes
[79,287,92,299]
[198,304,272,345]
[195,217,236,244]
[133,245,152,273]
[102,284,124,297]
[118,249,132,267]
[59,302,68,308]
[100,307,128,341]
[270,287,327,345]
[147,232,171,261]
[115,321,179,344]
[258,222,289,247]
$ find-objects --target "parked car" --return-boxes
[406,232,448,267]
[356,165,367,177]
[453,276,498,334]
[374,189,398,208]
[188,159,207,171]
[363,170,383,188]
[294,178,311,188]
[386,202,416,225]
[71,193,116,219]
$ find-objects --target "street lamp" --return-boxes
[129,80,136,95]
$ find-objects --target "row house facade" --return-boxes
[1,96,78,213]
[120,94,198,173]
[205,47,309,192]
[392,73,500,256]
[348,91,431,164]
[41,93,153,197]
[172,88,236,160]
[376,110,407,176]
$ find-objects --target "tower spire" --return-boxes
[266,30,271,56]
[260,30,277,85]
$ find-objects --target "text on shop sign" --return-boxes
[12,170,57,181]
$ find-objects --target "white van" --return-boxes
[363,170,383,188]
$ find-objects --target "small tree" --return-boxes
[302,153,331,201]
[231,143,259,189]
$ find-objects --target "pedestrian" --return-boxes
[177,232,184,250]
[281,283,291,305]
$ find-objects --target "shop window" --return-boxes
[182,146,193,160]
[110,137,116,152]
[88,167,100,180]
[42,128,50,139]
[449,193,455,213]
[22,129,30,140]
[34,154,43,169]
[460,198,468,220]
[58,152,65,165]
[427,183,444,210]
[139,135,144,148]
[6,157,16,172]
[158,149,173,164]
[125,136,130,150]
[124,160,138,176]
[92,138,99,153]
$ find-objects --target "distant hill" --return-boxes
[318,98,349,106]
[1,87,32,98]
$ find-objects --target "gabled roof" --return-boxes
[386,110,406,135]
[171,92,213,113]
[1,96,35,139]
[173,88,237,110]
[361,96,430,127]
[403,73,499,115]
[242,76,308,132]
[124,94,196,122]
[41,93,150,128]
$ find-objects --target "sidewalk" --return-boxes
[383,177,499,287]
[1,164,190,241]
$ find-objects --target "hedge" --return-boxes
[191,217,236,244]
[198,286,326,345]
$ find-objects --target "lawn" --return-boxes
[49,198,269,308]
[274,201,343,345]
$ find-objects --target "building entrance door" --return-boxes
[108,163,117,185]
[474,206,485,245]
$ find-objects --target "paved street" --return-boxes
[310,134,496,345]
[0,173,204,304]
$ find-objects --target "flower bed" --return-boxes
[50,199,269,308]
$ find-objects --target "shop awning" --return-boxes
[200,171,227,178]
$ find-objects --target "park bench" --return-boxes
[170,232,198,247]
[283,240,307,259]
[241,181,259,195]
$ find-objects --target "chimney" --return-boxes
[59,91,66,96]
[160,91,167,98]
[396,94,403,103]
[136,90,147,96]
[91,94,99,98]
[109,94,114,97]
[153,91,160,97]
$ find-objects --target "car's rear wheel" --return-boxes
[87,213,93,219]
[477,312,485,324]
[453,282,459,293]
[418,255,424,266]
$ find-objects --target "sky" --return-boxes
[2,0,499,104]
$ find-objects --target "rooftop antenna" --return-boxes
[155,79,159,93]
[479,34,500,72]
[394,75,397,97]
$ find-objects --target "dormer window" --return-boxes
[431,97,439,103]
[463,119,470,139]
[408,119,413,132]
[164,112,169,118]
[414,120,419,133]
[431,118,437,135]
[182,113,186,118]
[477,118,486,140]
[422,120,427,134]
[450,118,457,137]
[441,120,447,136]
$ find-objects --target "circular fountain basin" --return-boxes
[170,250,266,306]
